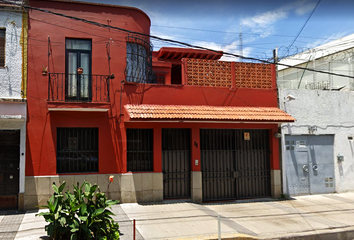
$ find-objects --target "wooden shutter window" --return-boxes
[0,29,5,67]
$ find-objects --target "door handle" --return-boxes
[313,165,318,171]
[303,165,309,172]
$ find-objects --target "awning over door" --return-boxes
[125,104,295,123]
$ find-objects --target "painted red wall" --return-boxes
[123,122,280,172]
[26,0,280,177]
[26,0,150,176]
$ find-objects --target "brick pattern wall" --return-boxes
[185,59,273,89]
[235,63,272,89]
[186,59,232,87]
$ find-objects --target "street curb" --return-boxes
[175,233,258,240]
[261,227,354,240]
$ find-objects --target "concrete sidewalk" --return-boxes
[0,192,354,239]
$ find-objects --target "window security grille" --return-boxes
[125,35,153,83]
[0,29,5,67]
[57,128,98,173]
[127,129,153,172]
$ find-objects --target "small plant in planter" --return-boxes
[42,65,48,76]
[77,67,83,75]
[37,181,120,240]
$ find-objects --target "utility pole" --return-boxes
[273,47,278,64]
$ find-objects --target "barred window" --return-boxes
[127,129,153,172]
[126,43,147,83]
[57,128,98,173]
[125,35,153,83]
[0,29,5,67]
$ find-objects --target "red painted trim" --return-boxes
[156,47,223,61]
[191,127,200,171]
[269,125,280,170]
[271,64,277,89]
[231,62,236,90]
[30,0,152,26]
[181,58,187,85]
[154,128,162,172]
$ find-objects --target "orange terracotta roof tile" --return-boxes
[125,104,295,123]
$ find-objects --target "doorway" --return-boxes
[284,135,335,196]
[0,130,20,209]
[162,129,191,199]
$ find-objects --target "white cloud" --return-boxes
[293,0,317,15]
[221,47,253,62]
[190,40,253,62]
[241,9,288,38]
[240,0,317,39]
[306,32,349,49]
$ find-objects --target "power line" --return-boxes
[152,24,340,41]
[3,8,289,53]
[287,0,321,49]
[1,0,354,79]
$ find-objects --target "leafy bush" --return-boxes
[37,181,120,240]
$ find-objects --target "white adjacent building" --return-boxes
[0,0,27,210]
[278,33,354,196]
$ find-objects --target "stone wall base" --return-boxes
[24,173,163,210]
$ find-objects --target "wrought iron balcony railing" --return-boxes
[48,73,111,103]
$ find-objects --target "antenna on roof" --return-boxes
[239,23,243,62]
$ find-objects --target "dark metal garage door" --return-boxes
[201,129,270,201]
[162,129,191,199]
[0,130,20,209]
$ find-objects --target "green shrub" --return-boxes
[37,181,120,240]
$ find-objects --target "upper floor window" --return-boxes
[125,35,153,83]
[65,38,92,101]
[0,29,5,67]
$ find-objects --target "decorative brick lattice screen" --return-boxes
[235,63,272,89]
[186,59,232,87]
[185,59,273,89]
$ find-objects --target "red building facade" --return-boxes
[25,0,294,209]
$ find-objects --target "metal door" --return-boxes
[285,135,335,196]
[0,130,20,209]
[201,129,236,201]
[162,129,191,199]
[201,129,271,201]
[235,129,271,199]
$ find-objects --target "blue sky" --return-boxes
[74,0,354,61]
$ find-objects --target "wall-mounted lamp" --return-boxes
[274,132,281,138]
[284,94,296,102]
[194,141,198,148]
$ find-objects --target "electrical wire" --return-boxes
[152,24,341,41]
[287,0,321,50]
[1,0,354,79]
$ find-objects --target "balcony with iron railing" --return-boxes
[48,73,112,103]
